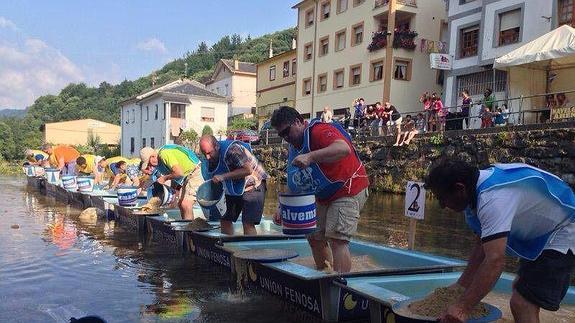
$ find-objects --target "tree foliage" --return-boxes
[229,117,257,131]
[201,125,214,136]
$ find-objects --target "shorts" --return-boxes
[308,188,368,242]
[388,118,402,128]
[179,167,204,201]
[126,164,139,179]
[515,249,575,311]
[222,181,266,225]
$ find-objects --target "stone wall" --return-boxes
[253,122,575,193]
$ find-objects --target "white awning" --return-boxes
[494,25,575,70]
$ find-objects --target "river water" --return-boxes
[1,177,573,322]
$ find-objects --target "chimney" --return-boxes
[292,37,297,50]
[234,59,239,71]
[269,39,274,58]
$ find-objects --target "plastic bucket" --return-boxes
[26,166,34,177]
[196,180,225,221]
[61,175,78,191]
[77,176,95,192]
[32,166,45,177]
[45,168,61,184]
[151,182,177,207]
[278,193,317,235]
[117,186,138,206]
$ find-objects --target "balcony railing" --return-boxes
[368,30,418,52]
[374,0,417,9]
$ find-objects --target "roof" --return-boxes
[221,59,257,74]
[120,79,224,106]
[162,82,225,99]
[292,0,313,9]
[256,49,297,66]
[45,118,120,128]
[494,25,575,70]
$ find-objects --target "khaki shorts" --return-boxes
[308,188,369,242]
[180,166,204,202]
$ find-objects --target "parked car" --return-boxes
[227,129,260,144]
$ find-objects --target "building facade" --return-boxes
[206,59,257,118]
[43,119,121,146]
[444,0,570,126]
[256,49,297,127]
[293,0,448,118]
[120,79,228,157]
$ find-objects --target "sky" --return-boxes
[0,0,297,110]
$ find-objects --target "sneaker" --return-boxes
[393,143,399,146]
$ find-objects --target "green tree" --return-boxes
[201,125,213,136]
[178,129,199,150]
[229,117,257,130]
[0,121,16,160]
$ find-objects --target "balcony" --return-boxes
[374,0,417,10]
[368,29,418,52]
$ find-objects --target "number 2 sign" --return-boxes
[405,181,425,220]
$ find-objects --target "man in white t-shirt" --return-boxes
[425,159,575,323]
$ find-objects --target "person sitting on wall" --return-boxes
[394,114,419,146]
[41,143,80,175]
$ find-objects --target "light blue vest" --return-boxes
[155,144,200,186]
[201,140,251,196]
[287,119,359,200]
[465,163,575,260]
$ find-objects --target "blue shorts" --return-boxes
[222,182,266,225]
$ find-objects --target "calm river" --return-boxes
[0,177,573,322]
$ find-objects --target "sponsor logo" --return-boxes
[258,276,321,314]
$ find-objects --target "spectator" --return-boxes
[385,102,402,139]
[543,94,555,123]
[479,104,493,128]
[375,102,387,136]
[420,92,432,131]
[320,106,333,123]
[394,114,419,146]
[461,90,472,129]
[353,98,365,128]
[365,105,378,136]
[415,112,426,133]
[484,88,495,111]
[434,94,447,132]
[494,104,509,127]
[343,107,352,130]
[556,92,569,107]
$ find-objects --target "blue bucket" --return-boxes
[151,182,177,207]
[278,193,317,235]
[77,176,95,192]
[196,180,225,221]
[61,175,78,191]
[45,168,60,184]
[117,186,138,206]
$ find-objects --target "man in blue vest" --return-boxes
[271,106,369,273]
[140,145,203,220]
[199,135,268,235]
[425,159,575,322]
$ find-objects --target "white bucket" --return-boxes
[45,168,60,184]
[151,182,177,207]
[278,193,317,235]
[77,176,95,192]
[61,175,78,191]
[117,186,138,206]
[32,166,45,177]
[26,166,34,177]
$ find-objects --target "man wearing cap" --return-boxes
[42,143,80,175]
[98,156,141,188]
[76,154,104,183]
[24,149,48,166]
[271,106,369,273]
[140,145,203,220]
[199,135,268,235]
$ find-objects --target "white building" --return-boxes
[444,0,571,125]
[205,59,257,118]
[120,79,228,157]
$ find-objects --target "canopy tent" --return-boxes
[494,25,575,71]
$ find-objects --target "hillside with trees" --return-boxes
[0,28,296,162]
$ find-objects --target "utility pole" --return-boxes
[383,0,396,102]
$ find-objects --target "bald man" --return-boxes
[199,135,268,235]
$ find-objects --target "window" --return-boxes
[142,138,146,148]
[353,0,365,7]
[162,103,166,120]
[130,137,135,153]
[304,42,313,61]
[394,58,412,81]
[302,78,312,96]
[150,137,155,148]
[370,59,384,81]
[349,64,362,86]
[321,1,331,20]
[335,29,346,51]
[125,110,129,124]
[460,25,479,58]
[319,36,329,56]
[131,108,135,123]
[559,0,574,27]
[216,87,220,94]
[292,59,297,75]
[333,69,344,89]
[283,61,290,77]
[154,104,158,120]
[457,69,507,96]
[269,65,276,81]
[225,84,229,96]
[352,22,364,46]
[201,107,215,122]
[305,8,314,28]
[145,106,149,121]
[337,0,348,13]
[498,9,521,46]
[317,73,328,92]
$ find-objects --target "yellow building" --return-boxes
[256,49,297,128]
[43,119,121,146]
[293,0,447,118]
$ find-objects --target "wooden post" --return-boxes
[383,0,397,102]
[408,218,417,250]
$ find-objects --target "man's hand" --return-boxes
[440,303,468,323]
[212,174,225,184]
[156,176,167,185]
[292,153,313,169]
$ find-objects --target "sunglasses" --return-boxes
[278,124,292,138]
